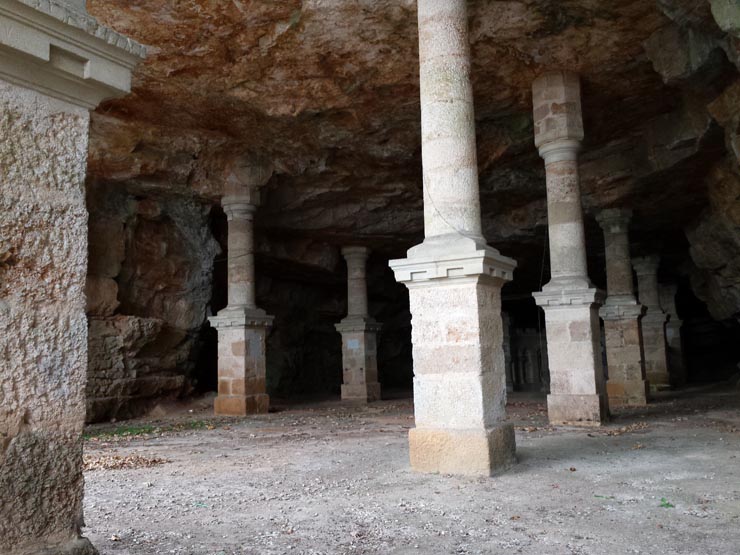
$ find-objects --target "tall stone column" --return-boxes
[389,0,517,477]
[209,168,274,415]
[660,283,686,386]
[0,2,143,554]
[531,71,609,426]
[596,209,649,406]
[336,246,382,403]
[633,256,670,390]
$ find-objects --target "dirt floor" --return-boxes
[83,385,740,555]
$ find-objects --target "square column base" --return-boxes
[215,393,269,416]
[341,382,381,403]
[547,393,608,426]
[336,317,382,404]
[390,241,518,478]
[210,307,273,416]
[409,424,516,477]
[534,287,609,426]
[606,379,650,407]
[642,313,670,390]
[601,307,649,407]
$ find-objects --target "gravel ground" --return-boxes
[83,386,740,555]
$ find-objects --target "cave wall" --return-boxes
[85,183,219,422]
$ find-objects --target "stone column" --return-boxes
[389,0,517,477]
[502,312,514,393]
[596,209,649,407]
[209,168,274,415]
[532,71,609,426]
[336,246,382,403]
[633,256,670,390]
[0,2,143,554]
[660,283,687,386]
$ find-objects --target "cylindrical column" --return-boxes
[633,256,661,309]
[225,199,257,309]
[342,246,370,317]
[533,71,588,284]
[418,0,483,241]
[596,209,635,298]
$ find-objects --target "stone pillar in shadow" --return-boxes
[210,165,274,415]
[596,209,649,406]
[336,246,382,403]
[633,256,670,390]
[0,1,143,553]
[531,71,609,427]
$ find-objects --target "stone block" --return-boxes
[215,394,269,416]
[85,275,119,316]
[547,393,607,426]
[409,424,516,477]
[532,71,584,147]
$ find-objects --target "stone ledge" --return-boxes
[335,316,382,333]
[389,245,516,285]
[15,0,146,57]
[600,302,645,321]
[534,287,605,308]
[0,0,145,108]
[209,307,274,330]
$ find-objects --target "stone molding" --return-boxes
[209,306,274,330]
[642,310,668,325]
[533,287,605,308]
[341,245,370,262]
[596,208,633,234]
[538,138,581,163]
[600,302,646,321]
[223,201,257,221]
[390,246,516,286]
[0,0,145,108]
[335,316,382,334]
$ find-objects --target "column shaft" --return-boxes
[418,0,482,241]
[532,71,608,426]
[226,203,257,309]
[661,283,686,386]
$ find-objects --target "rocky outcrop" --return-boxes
[85,183,219,422]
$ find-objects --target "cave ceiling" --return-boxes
[86,0,738,293]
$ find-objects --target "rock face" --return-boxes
[85,183,219,421]
[79,0,740,415]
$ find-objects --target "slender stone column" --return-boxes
[389,0,517,476]
[596,209,649,406]
[660,283,687,386]
[532,71,609,426]
[633,256,670,390]
[0,2,143,554]
[209,167,274,415]
[336,246,382,403]
[502,312,514,393]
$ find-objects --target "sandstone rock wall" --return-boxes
[0,83,95,555]
[85,184,219,422]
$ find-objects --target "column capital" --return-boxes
[596,208,633,234]
[532,70,584,150]
[341,246,370,262]
[633,255,660,276]
[223,201,257,221]
[538,138,581,163]
[0,0,145,109]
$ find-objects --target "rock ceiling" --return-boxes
[86,0,739,295]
